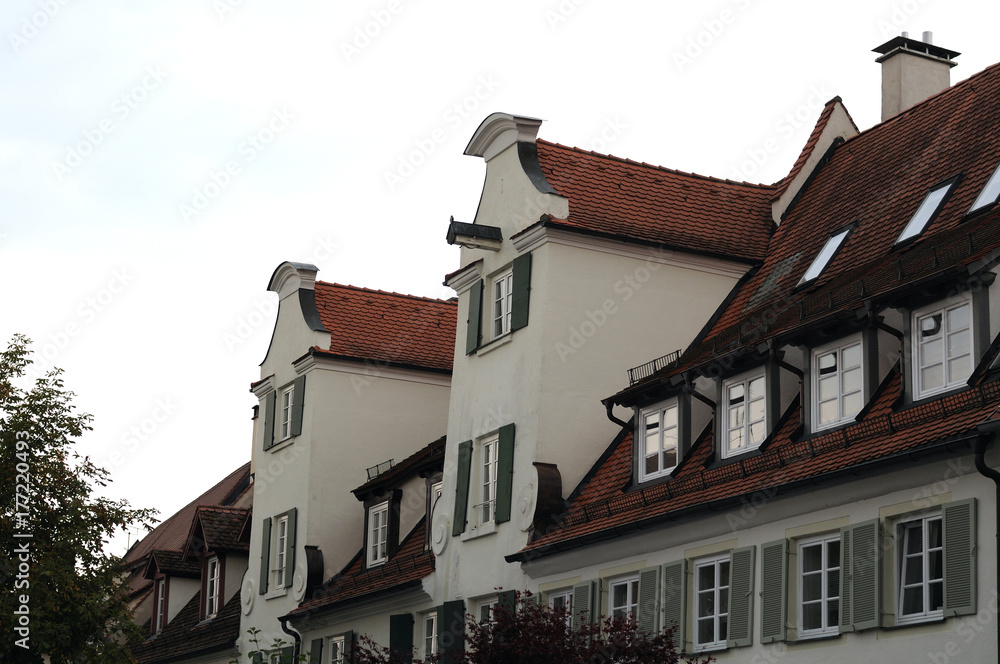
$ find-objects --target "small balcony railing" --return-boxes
[627,350,681,385]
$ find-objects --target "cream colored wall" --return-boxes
[168,577,200,623]
[224,555,247,603]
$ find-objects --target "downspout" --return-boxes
[973,421,1000,663]
[278,615,301,662]
[605,399,631,429]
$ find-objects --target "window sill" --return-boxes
[476,333,512,356]
[264,587,288,600]
[787,631,841,645]
[460,521,497,541]
[266,436,296,454]
[883,614,946,630]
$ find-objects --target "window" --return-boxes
[549,590,572,626]
[896,180,956,245]
[912,296,972,399]
[610,577,639,620]
[273,515,288,588]
[722,373,766,457]
[492,269,514,338]
[798,227,851,286]
[798,534,840,638]
[476,436,499,525]
[453,425,514,537]
[897,514,944,623]
[205,557,220,618]
[423,614,438,658]
[154,578,166,634]
[813,337,863,430]
[639,402,678,481]
[260,508,296,595]
[279,385,294,440]
[478,598,498,624]
[367,502,389,567]
[970,162,1000,214]
[328,635,345,664]
[694,555,730,651]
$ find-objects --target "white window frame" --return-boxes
[693,554,730,652]
[423,613,438,658]
[797,533,841,638]
[474,436,499,525]
[798,227,851,286]
[205,556,220,618]
[478,598,498,624]
[970,161,1000,214]
[722,372,767,458]
[896,512,944,624]
[273,515,288,588]
[154,578,166,634]
[639,400,679,482]
[912,294,973,400]
[548,590,572,626]
[896,180,956,245]
[367,502,389,567]
[327,635,345,664]
[491,269,514,339]
[279,384,294,440]
[812,335,864,431]
[609,576,639,620]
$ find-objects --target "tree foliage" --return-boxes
[0,334,157,663]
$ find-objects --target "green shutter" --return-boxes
[498,589,516,613]
[341,630,354,658]
[510,253,532,331]
[571,580,597,631]
[453,441,473,536]
[309,638,322,664]
[437,600,466,664]
[841,519,880,632]
[637,566,660,634]
[727,546,755,648]
[943,498,977,617]
[466,279,483,354]
[284,508,297,589]
[290,375,306,437]
[661,560,687,652]
[252,654,263,664]
[258,517,271,594]
[495,424,515,523]
[280,645,294,664]
[263,391,276,449]
[389,613,414,663]
[760,539,787,644]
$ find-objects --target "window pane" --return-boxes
[843,343,862,368]
[729,428,743,451]
[948,329,970,358]
[921,338,943,365]
[698,565,716,590]
[729,407,744,429]
[818,400,838,424]
[748,377,765,400]
[719,615,728,640]
[802,602,822,630]
[827,539,840,562]
[930,580,944,611]
[802,574,822,602]
[930,550,943,581]
[645,454,658,474]
[645,434,659,456]
[729,384,744,404]
[749,398,765,423]
[904,558,923,584]
[905,523,923,554]
[663,407,677,427]
[948,355,971,383]
[921,365,944,391]
[842,367,862,394]
[928,519,942,549]
[698,618,714,643]
[613,584,628,609]
[720,561,730,583]
[842,392,863,419]
[749,421,765,444]
[902,587,923,614]
[802,544,822,572]
[947,304,970,331]
[718,588,728,611]
[828,599,840,628]
[828,568,841,599]
[698,592,715,617]
[662,449,677,469]
[663,426,677,451]
[921,314,942,337]
[818,375,837,402]
[818,352,836,375]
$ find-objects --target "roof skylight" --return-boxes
[969,162,1000,214]
[895,180,956,245]
[798,227,851,286]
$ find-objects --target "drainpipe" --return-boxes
[973,421,1000,662]
[278,615,301,663]
[605,399,631,429]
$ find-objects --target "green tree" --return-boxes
[1,334,156,663]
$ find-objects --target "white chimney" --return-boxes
[873,33,959,121]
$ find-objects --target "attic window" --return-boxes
[798,228,851,286]
[895,179,957,245]
[969,162,1000,214]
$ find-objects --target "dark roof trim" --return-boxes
[301,348,454,376]
[518,141,560,195]
[299,288,328,333]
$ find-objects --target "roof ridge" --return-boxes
[314,281,457,306]
[536,138,777,191]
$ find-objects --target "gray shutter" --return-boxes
[495,424,515,523]
[341,630,354,658]
[389,613,414,663]
[727,546,755,648]
[498,589,516,614]
[452,441,473,536]
[437,600,466,664]
[840,519,880,632]
[252,654,263,664]
[661,560,687,651]
[637,566,660,633]
[466,279,483,354]
[571,580,597,631]
[510,253,532,331]
[263,391,276,449]
[285,508,297,589]
[290,375,306,437]
[258,517,271,595]
[759,539,787,644]
[309,638,322,664]
[280,645,294,663]
[943,498,977,617]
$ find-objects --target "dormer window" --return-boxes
[912,294,972,399]
[205,557,220,619]
[638,401,678,482]
[722,373,766,458]
[969,161,1000,214]
[367,502,389,567]
[798,227,851,286]
[895,178,957,245]
[812,336,863,430]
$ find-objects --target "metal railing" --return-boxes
[627,350,681,385]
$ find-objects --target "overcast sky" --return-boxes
[4,0,999,555]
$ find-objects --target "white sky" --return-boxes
[3,0,998,555]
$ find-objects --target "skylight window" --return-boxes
[798,228,851,286]
[895,180,956,245]
[969,162,1000,214]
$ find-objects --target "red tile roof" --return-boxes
[533,140,775,263]
[184,506,251,558]
[312,282,457,373]
[353,436,445,498]
[130,590,241,664]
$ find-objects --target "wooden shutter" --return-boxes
[495,424,515,523]
[389,613,414,663]
[290,375,306,437]
[437,600,466,664]
[263,391,276,449]
[727,546,755,648]
[661,560,687,652]
[309,638,322,664]
[943,498,977,617]
[284,508,297,588]
[571,580,597,631]
[452,441,473,536]
[510,253,532,331]
[258,517,271,595]
[840,519,880,632]
[759,539,787,644]
[637,566,660,634]
[466,279,483,354]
